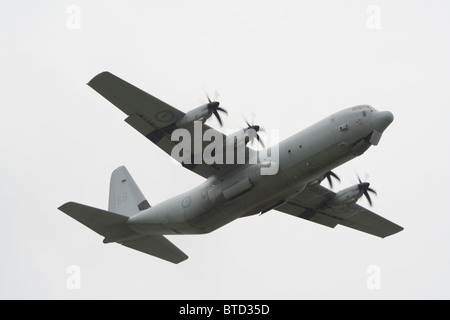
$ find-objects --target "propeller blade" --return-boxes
[205,92,220,103]
[329,171,341,182]
[212,109,223,126]
[363,190,373,206]
[243,116,265,148]
[356,174,376,206]
[326,174,333,189]
[256,134,265,148]
[205,99,227,127]
[325,171,340,189]
[216,106,228,115]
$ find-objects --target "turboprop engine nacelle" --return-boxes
[176,104,212,127]
[225,128,259,148]
[176,101,227,127]
[327,185,362,208]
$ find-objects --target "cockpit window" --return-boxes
[362,110,367,117]
[352,105,369,111]
[352,104,378,113]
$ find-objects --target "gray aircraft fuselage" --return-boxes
[128,105,394,235]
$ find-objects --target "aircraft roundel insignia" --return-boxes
[181,196,192,208]
[155,110,175,122]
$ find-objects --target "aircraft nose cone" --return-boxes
[372,111,394,133]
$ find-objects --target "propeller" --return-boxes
[325,171,341,189]
[244,118,265,148]
[357,176,377,206]
[206,95,228,126]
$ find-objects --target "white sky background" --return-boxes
[1,0,449,299]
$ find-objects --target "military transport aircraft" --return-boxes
[58,71,403,264]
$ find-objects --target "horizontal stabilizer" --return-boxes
[121,235,188,264]
[58,202,129,238]
[58,202,188,263]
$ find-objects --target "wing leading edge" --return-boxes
[276,185,403,238]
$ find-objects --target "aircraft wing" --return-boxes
[88,71,239,178]
[275,185,403,238]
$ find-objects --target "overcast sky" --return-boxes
[1,0,450,299]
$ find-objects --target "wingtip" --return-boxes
[87,71,112,88]
[381,226,404,239]
[174,255,189,264]
[58,202,72,211]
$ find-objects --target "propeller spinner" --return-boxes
[358,177,377,206]
[206,95,228,126]
[244,119,265,148]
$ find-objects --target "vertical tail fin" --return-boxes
[108,166,150,217]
